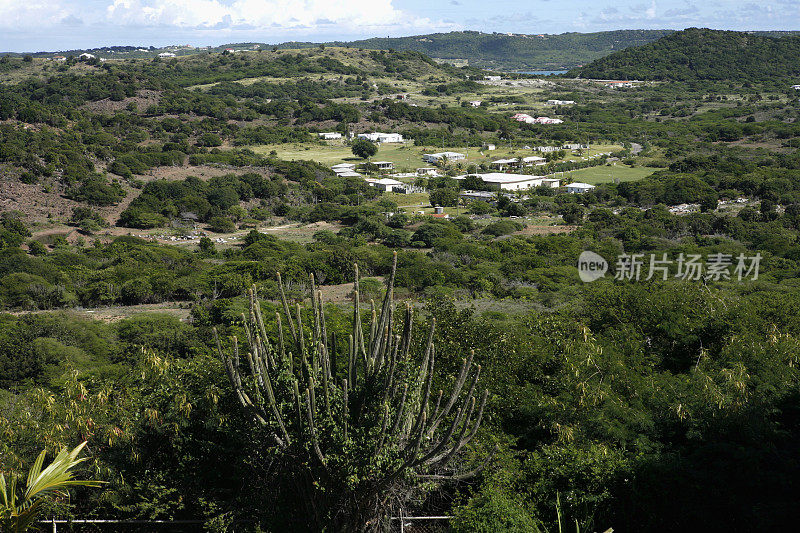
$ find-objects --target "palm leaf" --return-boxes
[0,441,102,532]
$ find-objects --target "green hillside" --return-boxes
[569,28,800,82]
[276,30,677,70]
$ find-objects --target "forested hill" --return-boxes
[569,28,800,83]
[276,30,677,71]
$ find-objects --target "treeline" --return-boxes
[571,28,800,83]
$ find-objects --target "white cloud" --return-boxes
[105,0,419,30]
[0,0,71,28]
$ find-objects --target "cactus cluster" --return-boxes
[215,252,494,530]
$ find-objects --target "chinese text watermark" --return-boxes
[578,252,761,282]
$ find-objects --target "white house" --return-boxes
[78,53,95,60]
[547,99,576,105]
[483,75,501,82]
[332,163,356,171]
[512,113,534,123]
[358,132,404,143]
[367,178,405,192]
[563,143,588,150]
[52,55,66,62]
[371,161,394,171]
[535,146,560,153]
[416,167,440,176]
[158,52,176,58]
[540,178,561,188]
[533,117,564,125]
[483,143,496,151]
[454,173,553,191]
[468,100,482,107]
[337,171,362,178]
[792,85,800,90]
[521,156,547,165]
[318,132,342,140]
[566,182,596,194]
[489,158,518,170]
[422,152,466,164]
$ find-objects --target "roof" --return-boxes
[425,152,465,158]
[490,158,518,165]
[454,173,543,184]
[521,156,546,162]
[337,171,362,177]
[566,182,595,189]
[331,163,355,169]
[372,161,393,165]
[373,178,404,186]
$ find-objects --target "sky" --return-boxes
[1,0,799,52]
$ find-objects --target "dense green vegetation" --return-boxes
[3,30,800,532]
[571,28,800,83]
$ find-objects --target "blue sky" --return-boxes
[1,0,799,52]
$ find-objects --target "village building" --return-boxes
[521,155,547,166]
[563,143,589,150]
[468,100,482,107]
[483,143,496,151]
[371,161,394,171]
[489,158,519,171]
[536,146,560,153]
[483,75,501,81]
[454,173,561,191]
[366,178,405,192]
[547,99,576,105]
[422,152,466,164]
[566,182,596,194]
[416,167,440,176]
[318,132,342,140]
[158,52,176,58]
[357,132,404,143]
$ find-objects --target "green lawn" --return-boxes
[559,164,661,184]
[250,142,625,174]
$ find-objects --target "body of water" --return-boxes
[516,70,568,76]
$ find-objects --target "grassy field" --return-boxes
[559,164,661,184]
[251,142,624,173]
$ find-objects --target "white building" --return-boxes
[337,171,362,178]
[483,75,501,82]
[367,178,405,192]
[547,99,576,105]
[792,85,800,90]
[318,132,342,140]
[533,117,564,125]
[521,156,547,165]
[512,113,534,123]
[372,161,394,171]
[454,173,560,191]
[483,144,496,151]
[357,132,404,143]
[422,152,466,164]
[489,158,518,170]
[566,182,596,194]
[468,100,482,107]
[416,167,440,176]
[78,53,95,60]
[331,163,357,176]
[535,146,560,153]
[563,143,588,150]
[158,52,176,58]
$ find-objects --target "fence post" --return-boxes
[51,518,57,533]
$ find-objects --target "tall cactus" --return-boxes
[215,252,495,531]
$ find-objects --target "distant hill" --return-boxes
[274,30,677,71]
[568,28,800,82]
[9,30,678,71]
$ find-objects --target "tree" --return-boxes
[0,442,101,532]
[429,188,459,208]
[351,139,378,160]
[208,216,235,233]
[215,255,495,531]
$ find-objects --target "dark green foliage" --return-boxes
[350,138,378,159]
[573,28,800,83]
